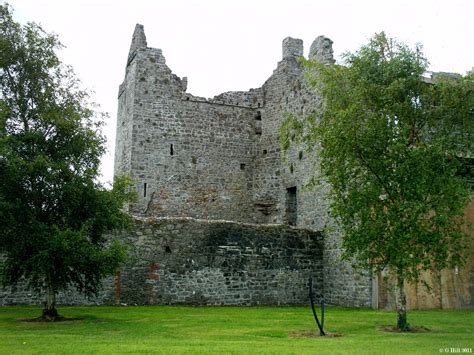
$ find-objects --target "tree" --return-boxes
[0,4,134,319]
[281,33,473,331]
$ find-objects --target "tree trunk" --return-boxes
[396,273,410,331]
[43,278,59,320]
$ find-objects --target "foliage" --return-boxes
[281,32,473,329]
[0,4,134,313]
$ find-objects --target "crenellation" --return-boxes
[282,37,304,59]
[309,35,335,64]
[127,24,148,67]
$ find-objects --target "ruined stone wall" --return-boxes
[4,27,471,309]
[137,94,259,222]
[115,26,262,222]
[0,284,109,307]
[0,253,112,306]
[112,26,374,308]
[1,219,323,306]
[113,218,323,305]
[113,58,137,177]
[0,27,374,308]
[251,37,372,307]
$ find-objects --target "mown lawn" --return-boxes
[0,305,472,354]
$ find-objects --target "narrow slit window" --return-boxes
[143,183,147,197]
[286,186,297,226]
[170,144,174,156]
[255,111,262,135]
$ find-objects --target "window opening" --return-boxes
[286,186,297,226]
[143,183,147,197]
[255,111,262,135]
[170,144,174,156]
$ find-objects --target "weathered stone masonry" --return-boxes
[114,218,323,305]
[1,219,323,306]
[3,25,472,309]
[107,26,474,309]
[111,25,373,307]
[1,25,372,307]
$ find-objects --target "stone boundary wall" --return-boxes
[0,218,323,306]
[114,218,323,305]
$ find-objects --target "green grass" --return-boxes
[0,306,472,354]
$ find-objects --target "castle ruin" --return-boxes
[2,25,471,308]
[111,24,372,307]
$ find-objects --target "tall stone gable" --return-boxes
[114,24,373,307]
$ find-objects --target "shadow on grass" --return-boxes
[377,325,431,333]
[289,330,343,338]
[18,316,85,323]
[17,313,105,323]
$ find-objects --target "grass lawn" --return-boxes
[0,306,472,354]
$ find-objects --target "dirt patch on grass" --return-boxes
[289,330,343,338]
[377,325,431,333]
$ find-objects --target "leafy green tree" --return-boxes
[281,33,473,331]
[0,4,134,319]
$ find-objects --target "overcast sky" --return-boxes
[7,0,474,184]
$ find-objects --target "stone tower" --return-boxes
[114,24,373,307]
[114,25,336,227]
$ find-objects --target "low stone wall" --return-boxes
[1,218,323,306]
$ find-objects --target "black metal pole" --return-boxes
[309,277,326,336]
